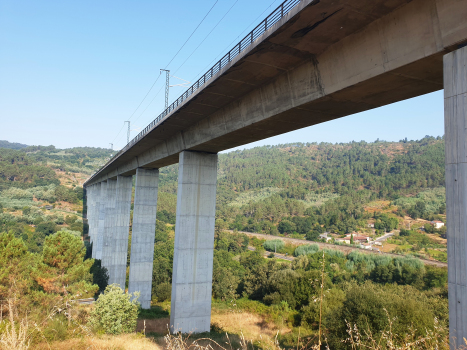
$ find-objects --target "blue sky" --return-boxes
[0,0,444,151]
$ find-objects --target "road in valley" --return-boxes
[236,231,447,268]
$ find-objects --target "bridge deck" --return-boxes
[85,0,467,186]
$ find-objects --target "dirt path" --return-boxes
[241,231,448,268]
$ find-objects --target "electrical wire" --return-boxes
[110,0,219,149]
[173,0,240,75]
[132,0,280,142]
[163,0,219,70]
[190,0,283,83]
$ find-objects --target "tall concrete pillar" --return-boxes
[85,186,92,243]
[445,45,467,346]
[94,181,106,260]
[111,175,133,289]
[170,151,218,333]
[128,168,159,309]
[88,184,97,244]
[90,184,100,253]
[102,178,117,271]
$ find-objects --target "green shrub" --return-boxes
[154,282,172,302]
[263,239,284,252]
[89,284,140,334]
[294,244,319,257]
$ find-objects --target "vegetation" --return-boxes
[0,137,453,349]
[89,284,140,335]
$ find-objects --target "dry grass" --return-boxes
[34,333,161,350]
[211,312,288,340]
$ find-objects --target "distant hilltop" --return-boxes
[0,140,28,150]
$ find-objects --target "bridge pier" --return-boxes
[170,151,218,333]
[95,181,106,260]
[102,179,117,278]
[113,175,133,289]
[128,168,160,309]
[90,184,98,245]
[85,185,94,245]
[445,45,467,346]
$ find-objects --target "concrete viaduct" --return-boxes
[83,0,467,343]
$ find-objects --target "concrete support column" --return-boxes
[94,182,106,260]
[88,184,97,244]
[102,179,117,271]
[170,151,218,333]
[128,168,159,309]
[112,175,133,289]
[444,46,467,346]
[85,186,92,243]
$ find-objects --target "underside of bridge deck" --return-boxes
[85,0,467,184]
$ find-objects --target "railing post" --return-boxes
[251,31,254,44]
[228,51,231,62]
[281,4,284,17]
[239,41,242,53]
[265,18,268,31]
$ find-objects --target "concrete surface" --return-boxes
[170,151,218,333]
[85,185,94,244]
[94,181,106,260]
[102,179,117,272]
[128,168,159,309]
[112,175,133,289]
[444,46,467,347]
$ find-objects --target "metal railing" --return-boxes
[91,0,303,181]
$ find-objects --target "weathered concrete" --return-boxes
[85,185,93,244]
[102,179,117,271]
[94,181,106,260]
[84,0,467,186]
[128,168,159,309]
[111,175,133,289]
[170,151,218,333]
[89,184,98,245]
[444,45,467,347]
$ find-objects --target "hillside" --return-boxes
[0,137,451,349]
[156,136,447,261]
[0,140,29,149]
[0,144,113,252]
[0,136,447,260]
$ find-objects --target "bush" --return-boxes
[263,239,284,252]
[89,284,140,334]
[154,282,172,302]
[294,244,319,257]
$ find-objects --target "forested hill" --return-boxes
[0,145,113,252]
[0,137,446,249]
[157,136,446,236]
[0,140,29,150]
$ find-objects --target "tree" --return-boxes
[89,284,140,334]
[278,220,296,234]
[0,233,37,313]
[35,222,57,236]
[90,259,109,293]
[35,231,98,305]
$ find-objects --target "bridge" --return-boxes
[83,0,467,342]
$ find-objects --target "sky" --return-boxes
[0,0,445,152]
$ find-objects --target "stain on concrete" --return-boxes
[291,8,343,38]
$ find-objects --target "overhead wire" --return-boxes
[163,0,219,70]
[173,0,240,76]
[111,0,220,149]
[189,0,283,83]
[134,0,281,142]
